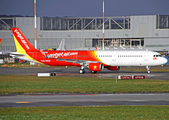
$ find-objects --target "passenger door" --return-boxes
[144,52,148,61]
[112,53,116,61]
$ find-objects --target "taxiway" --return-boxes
[0,66,169,80]
[0,93,169,107]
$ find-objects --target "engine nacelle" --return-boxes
[106,66,120,71]
[89,63,104,71]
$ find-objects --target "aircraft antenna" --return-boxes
[102,0,105,51]
[34,0,37,49]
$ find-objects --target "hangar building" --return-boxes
[0,15,169,52]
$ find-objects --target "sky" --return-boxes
[0,0,169,17]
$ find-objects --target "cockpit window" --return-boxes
[153,55,161,57]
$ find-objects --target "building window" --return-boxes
[156,15,169,29]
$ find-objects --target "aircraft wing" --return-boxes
[56,58,100,65]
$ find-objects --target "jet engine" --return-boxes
[106,66,120,71]
[88,63,104,71]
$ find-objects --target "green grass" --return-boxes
[0,75,169,94]
[0,106,169,120]
[0,62,48,68]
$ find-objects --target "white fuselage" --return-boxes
[96,50,167,67]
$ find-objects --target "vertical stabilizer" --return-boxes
[12,28,41,63]
[57,39,65,50]
[12,28,36,53]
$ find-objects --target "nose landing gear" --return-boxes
[79,66,85,74]
[146,66,150,73]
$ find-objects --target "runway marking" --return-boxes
[16,101,31,103]
[129,100,146,102]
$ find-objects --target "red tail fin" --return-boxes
[12,28,36,52]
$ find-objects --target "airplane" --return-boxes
[11,27,167,74]
[45,39,65,51]
[57,39,65,50]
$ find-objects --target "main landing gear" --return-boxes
[91,71,97,73]
[79,69,85,74]
[146,66,150,74]
[79,66,85,74]
[79,69,97,74]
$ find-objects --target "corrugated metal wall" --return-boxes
[0,15,169,51]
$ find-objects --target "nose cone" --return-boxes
[163,57,168,65]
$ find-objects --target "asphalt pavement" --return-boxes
[0,93,169,107]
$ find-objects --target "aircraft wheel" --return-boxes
[79,69,85,74]
[148,70,151,74]
[91,71,97,73]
